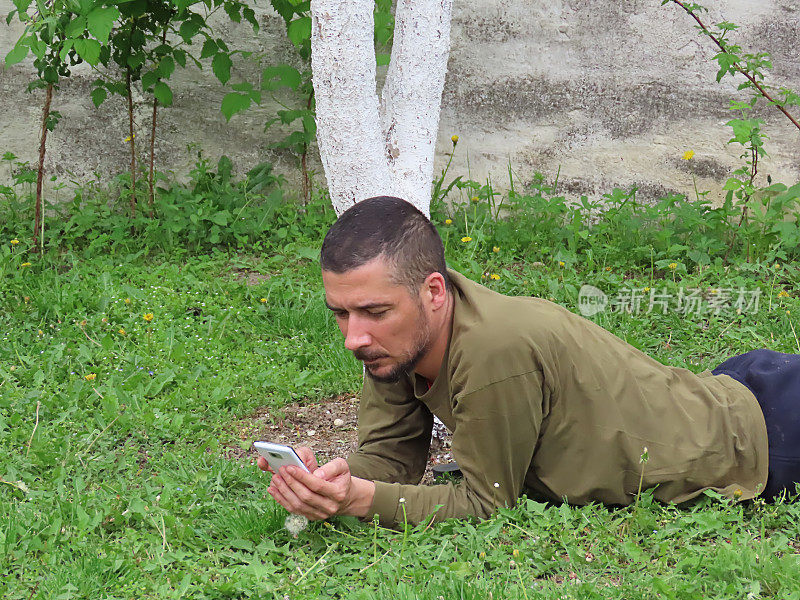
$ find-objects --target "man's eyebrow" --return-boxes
[325,301,392,311]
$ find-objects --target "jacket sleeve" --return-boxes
[346,374,433,486]
[364,369,546,528]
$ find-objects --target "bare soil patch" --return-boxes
[231,268,272,286]
[226,393,453,484]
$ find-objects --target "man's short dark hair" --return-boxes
[320,196,449,293]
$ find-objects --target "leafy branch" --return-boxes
[664,0,800,132]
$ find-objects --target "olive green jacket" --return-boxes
[347,270,768,527]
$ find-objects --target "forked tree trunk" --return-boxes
[380,0,452,215]
[34,83,54,251]
[311,0,453,217]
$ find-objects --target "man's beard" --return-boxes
[355,309,433,384]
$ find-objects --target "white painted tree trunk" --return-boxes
[311,0,453,217]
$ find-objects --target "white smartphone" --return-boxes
[254,441,310,473]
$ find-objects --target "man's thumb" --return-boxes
[315,458,348,479]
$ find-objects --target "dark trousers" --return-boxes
[713,349,800,500]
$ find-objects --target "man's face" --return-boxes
[322,258,433,383]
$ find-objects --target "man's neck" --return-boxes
[414,291,455,382]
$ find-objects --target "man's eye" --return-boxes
[368,310,388,318]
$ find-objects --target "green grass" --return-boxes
[2,175,800,598]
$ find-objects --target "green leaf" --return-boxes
[91,87,107,107]
[212,52,232,84]
[200,38,218,60]
[220,92,252,121]
[73,38,101,66]
[224,1,241,23]
[141,70,158,91]
[301,114,316,135]
[158,55,175,79]
[59,40,75,63]
[65,16,87,39]
[376,53,390,66]
[153,81,173,106]
[723,177,743,191]
[173,49,186,68]
[5,43,29,66]
[261,65,301,91]
[178,15,204,42]
[87,7,119,44]
[209,210,230,226]
[243,7,258,31]
[286,17,311,48]
[29,38,45,59]
[12,0,32,15]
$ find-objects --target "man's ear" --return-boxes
[422,271,448,310]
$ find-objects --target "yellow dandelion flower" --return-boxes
[512,549,520,558]
[643,286,650,292]
[778,290,790,298]
[493,246,500,253]
[20,262,31,268]
[479,551,486,559]
[773,263,781,269]
[461,236,472,243]
[734,488,742,499]
[682,150,694,161]
[10,239,19,245]
[143,313,154,322]
[118,328,126,335]
[490,273,500,280]
[605,266,612,271]
[85,373,97,381]
[558,261,565,267]
[38,329,43,336]
[471,196,480,203]
[260,298,267,303]
[124,298,131,304]
[124,134,136,143]
[445,218,453,225]
[668,262,678,270]
[451,135,459,144]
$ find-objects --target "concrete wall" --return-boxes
[1,0,799,204]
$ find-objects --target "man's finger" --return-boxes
[272,475,332,520]
[269,486,324,520]
[271,476,308,513]
[317,458,350,479]
[283,465,335,495]
[279,468,341,515]
[295,446,319,471]
[257,456,274,473]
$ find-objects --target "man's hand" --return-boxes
[256,445,318,474]
[265,458,376,521]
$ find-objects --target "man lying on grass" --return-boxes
[258,196,800,528]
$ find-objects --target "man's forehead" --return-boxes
[322,262,408,307]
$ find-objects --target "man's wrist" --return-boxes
[343,476,375,518]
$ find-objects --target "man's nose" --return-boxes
[343,316,372,351]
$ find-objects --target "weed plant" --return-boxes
[1,161,799,598]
